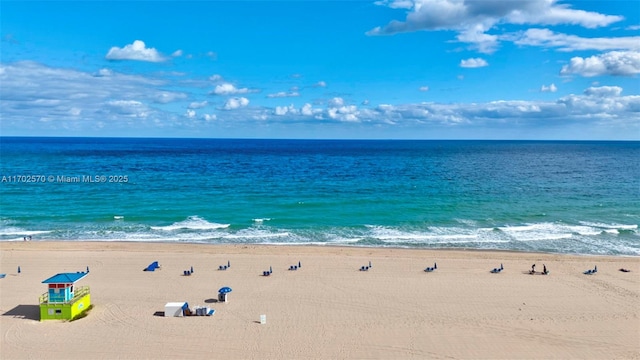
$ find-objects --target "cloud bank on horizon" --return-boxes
[0,0,638,139]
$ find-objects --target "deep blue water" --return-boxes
[1,137,638,255]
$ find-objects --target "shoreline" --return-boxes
[2,239,639,259]
[1,241,638,359]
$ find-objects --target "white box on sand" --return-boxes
[165,302,186,317]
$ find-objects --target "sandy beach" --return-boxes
[0,241,638,359]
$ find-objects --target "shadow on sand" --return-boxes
[3,305,40,321]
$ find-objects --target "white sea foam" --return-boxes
[151,216,230,231]
[0,228,52,236]
[579,221,638,231]
[252,218,272,223]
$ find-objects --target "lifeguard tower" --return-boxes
[39,272,91,321]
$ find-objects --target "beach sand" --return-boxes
[1,241,638,359]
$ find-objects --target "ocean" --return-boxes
[0,137,638,256]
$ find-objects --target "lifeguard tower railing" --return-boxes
[39,286,90,305]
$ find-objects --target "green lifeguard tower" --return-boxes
[39,272,90,321]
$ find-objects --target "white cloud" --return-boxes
[154,91,187,104]
[274,105,299,116]
[315,81,327,87]
[267,91,300,98]
[97,68,112,76]
[301,103,315,116]
[513,28,640,52]
[460,58,488,68]
[560,51,640,77]
[105,40,166,62]
[212,83,253,95]
[107,100,150,118]
[188,101,208,109]
[369,0,623,53]
[328,97,345,107]
[223,97,249,110]
[419,86,429,91]
[209,74,223,82]
[172,50,183,57]
[540,83,557,92]
[2,61,637,139]
[583,86,622,97]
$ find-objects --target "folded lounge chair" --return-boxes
[490,264,504,273]
[424,262,437,272]
[584,266,597,275]
[263,266,273,276]
[143,261,160,271]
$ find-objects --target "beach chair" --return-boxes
[424,262,437,272]
[490,263,504,273]
[143,261,160,272]
[263,266,273,276]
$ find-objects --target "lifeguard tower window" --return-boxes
[70,285,74,293]
[55,310,62,314]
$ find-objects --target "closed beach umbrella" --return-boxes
[218,286,232,294]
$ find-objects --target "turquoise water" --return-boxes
[1,137,638,255]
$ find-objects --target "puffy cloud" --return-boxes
[540,83,557,92]
[419,86,430,91]
[328,97,345,107]
[315,81,327,87]
[301,103,316,116]
[513,28,640,52]
[105,40,166,62]
[223,97,249,110]
[560,51,640,77]
[369,0,623,53]
[203,114,217,121]
[185,109,196,118]
[460,58,488,68]
[106,100,150,118]
[172,50,183,57]
[153,91,187,104]
[274,105,298,116]
[211,83,253,95]
[267,91,300,98]
[325,98,360,122]
[188,101,208,109]
[209,74,223,82]
[583,86,622,97]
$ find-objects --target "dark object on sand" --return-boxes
[619,268,631,272]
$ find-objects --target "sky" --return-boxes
[1,0,639,140]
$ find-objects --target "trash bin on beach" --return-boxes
[218,292,228,303]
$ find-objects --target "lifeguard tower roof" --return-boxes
[42,272,88,284]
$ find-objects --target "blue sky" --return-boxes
[1,1,639,139]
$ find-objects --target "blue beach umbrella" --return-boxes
[218,286,232,294]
